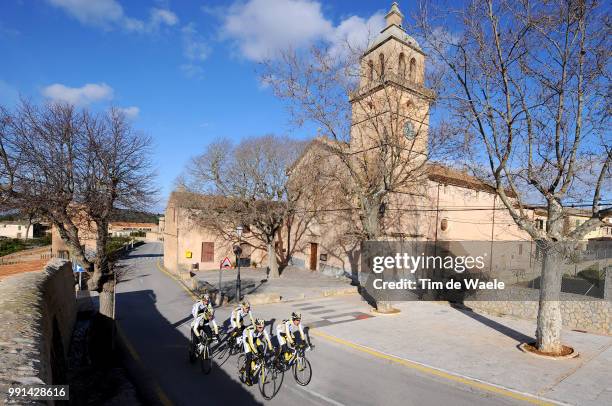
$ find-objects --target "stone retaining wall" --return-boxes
[465,285,611,335]
[0,259,76,404]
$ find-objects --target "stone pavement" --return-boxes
[309,299,612,406]
[192,265,358,302]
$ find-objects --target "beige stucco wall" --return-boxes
[163,204,268,272]
[0,222,34,239]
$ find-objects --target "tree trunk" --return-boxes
[89,219,113,320]
[99,277,115,320]
[535,240,563,353]
[361,195,398,313]
[55,219,93,272]
[361,195,382,241]
[267,240,280,279]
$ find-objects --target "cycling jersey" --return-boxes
[242,325,272,354]
[192,301,213,319]
[192,311,219,337]
[231,306,255,329]
[276,319,305,346]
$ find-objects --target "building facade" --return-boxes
[163,192,270,273]
[285,3,608,282]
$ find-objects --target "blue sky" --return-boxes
[0,0,410,212]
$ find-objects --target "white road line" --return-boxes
[290,386,346,406]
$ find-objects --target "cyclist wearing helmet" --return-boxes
[276,312,309,357]
[229,300,255,333]
[192,293,213,319]
[191,307,219,353]
[242,319,272,386]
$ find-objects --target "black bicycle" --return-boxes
[188,332,213,374]
[215,328,244,363]
[238,345,283,400]
[277,343,312,386]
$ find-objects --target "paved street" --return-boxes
[115,243,527,406]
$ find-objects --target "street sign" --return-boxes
[73,264,85,273]
[220,257,232,269]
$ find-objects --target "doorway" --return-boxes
[309,243,318,271]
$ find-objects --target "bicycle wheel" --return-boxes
[188,334,196,363]
[292,355,312,386]
[237,354,247,383]
[200,343,212,375]
[264,358,285,399]
[213,339,231,365]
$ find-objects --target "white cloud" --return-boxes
[119,106,140,118]
[150,8,179,27]
[182,23,209,61]
[47,0,177,32]
[179,23,209,78]
[42,83,114,105]
[180,63,204,79]
[327,13,385,60]
[222,0,385,62]
[223,0,333,61]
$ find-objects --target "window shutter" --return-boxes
[201,242,214,262]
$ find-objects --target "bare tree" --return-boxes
[0,101,93,269]
[79,108,157,317]
[259,20,461,235]
[418,0,611,353]
[260,10,454,311]
[183,134,306,278]
[0,101,156,318]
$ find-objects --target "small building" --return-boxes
[0,221,36,239]
[163,191,269,273]
[109,222,158,237]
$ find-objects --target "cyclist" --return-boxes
[276,312,309,360]
[191,293,213,320]
[229,300,255,335]
[191,307,219,353]
[242,319,272,386]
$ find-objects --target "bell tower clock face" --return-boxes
[403,121,415,139]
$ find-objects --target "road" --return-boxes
[116,242,527,406]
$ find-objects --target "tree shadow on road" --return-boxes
[116,289,263,405]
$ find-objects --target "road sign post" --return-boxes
[73,263,85,290]
[233,245,243,303]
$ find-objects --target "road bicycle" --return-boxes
[276,343,312,386]
[238,345,283,400]
[214,328,244,363]
[188,331,213,375]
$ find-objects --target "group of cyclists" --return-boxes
[190,293,310,387]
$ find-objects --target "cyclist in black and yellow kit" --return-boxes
[242,319,272,386]
[276,312,310,361]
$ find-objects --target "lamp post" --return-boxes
[234,225,243,303]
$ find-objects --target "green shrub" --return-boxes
[106,236,132,254]
[0,238,27,257]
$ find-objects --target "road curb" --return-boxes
[156,260,360,306]
[310,329,568,406]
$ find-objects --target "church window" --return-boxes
[409,58,416,81]
[399,53,406,77]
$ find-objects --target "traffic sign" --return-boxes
[220,257,232,269]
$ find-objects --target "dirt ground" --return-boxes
[0,259,48,280]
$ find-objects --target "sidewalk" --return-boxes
[192,266,358,302]
[313,300,612,406]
